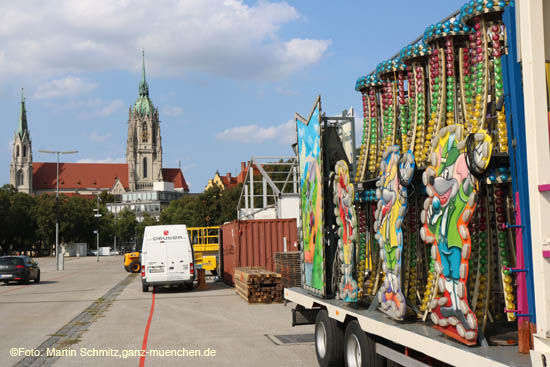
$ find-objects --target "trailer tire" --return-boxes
[315,310,344,367]
[344,320,382,367]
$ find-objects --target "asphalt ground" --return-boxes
[1,256,317,367]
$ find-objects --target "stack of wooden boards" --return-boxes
[274,251,301,288]
[234,267,283,303]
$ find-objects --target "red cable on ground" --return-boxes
[139,291,156,367]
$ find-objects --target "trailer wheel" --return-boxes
[315,310,344,367]
[344,320,382,367]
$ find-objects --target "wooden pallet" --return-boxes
[274,252,301,288]
[234,267,283,303]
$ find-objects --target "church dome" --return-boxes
[134,95,154,116]
[133,51,155,116]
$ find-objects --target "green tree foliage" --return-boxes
[60,196,95,244]
[116,208,137,245]
[34,194,57,255]
[219,184,242,224]
[136,213,159,245]
[160,194,201,225]
[0,185,37,255]
[0,183,242,255]
[161,184,241,227]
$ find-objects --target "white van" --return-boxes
[140,225,195,292]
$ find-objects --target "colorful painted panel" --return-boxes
[374,146,415,320]
[333,160,358,302]
[420,125,492,344]
[296,97,324,295]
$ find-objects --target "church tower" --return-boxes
[126,52,163,191]
[9,89,33,194]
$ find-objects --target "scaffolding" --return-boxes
[237,156,299,220]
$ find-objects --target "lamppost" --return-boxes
[38,149,78,271]
[87,188,109,261]
[113,210,117,254]
[93,194,101,262]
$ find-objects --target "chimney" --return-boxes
[241,162,246,172]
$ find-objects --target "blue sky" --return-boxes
[0,0,465,191]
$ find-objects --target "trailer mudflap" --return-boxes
[292,305,320,326]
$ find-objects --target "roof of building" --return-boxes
[221,173,238,188]
[134,51,155,116]
[18,89,28,139]
[161,168,189,191]
[32,162,188,191]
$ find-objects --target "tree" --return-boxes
[59,196,95,244]
[35,194,57,255]
[0,185,16,254]
[0,186,37,255]
[197,186,223,226]
[136,213,159,245]
[117,208,137,248]
[219,184,242,224]
[160,195,201,225]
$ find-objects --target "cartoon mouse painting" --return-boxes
[421,124,492,344]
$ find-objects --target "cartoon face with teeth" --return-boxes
[421,125,492,344]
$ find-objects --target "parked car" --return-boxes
[0,256,40,284]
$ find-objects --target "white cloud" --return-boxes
[163,105,184,117]
[0,1,330,82]
[54,98,124,119]
[77,157,125,163]
[88,132,112,143]
[216,120,295,144]
[95,99,124,117]
[45,98,124,119]
[34,76,97,99]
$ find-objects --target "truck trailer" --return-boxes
[285,1,550,366]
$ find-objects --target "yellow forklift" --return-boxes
[123,252,141,273]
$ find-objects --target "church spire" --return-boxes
[18,88,28,138]
[139,50,149,97]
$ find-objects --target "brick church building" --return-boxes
[9,54,189,198]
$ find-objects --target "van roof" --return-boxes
[144,224,188,237]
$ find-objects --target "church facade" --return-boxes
[9,54,188,197]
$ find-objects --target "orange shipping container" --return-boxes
[220,218,299,285]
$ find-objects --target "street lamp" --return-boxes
[88,188,109,262]
[113,210,117,254]
[38,149,78,271]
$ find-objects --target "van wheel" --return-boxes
[142,282,148,292]
[130,261,141,273]
[315,310,344,367]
